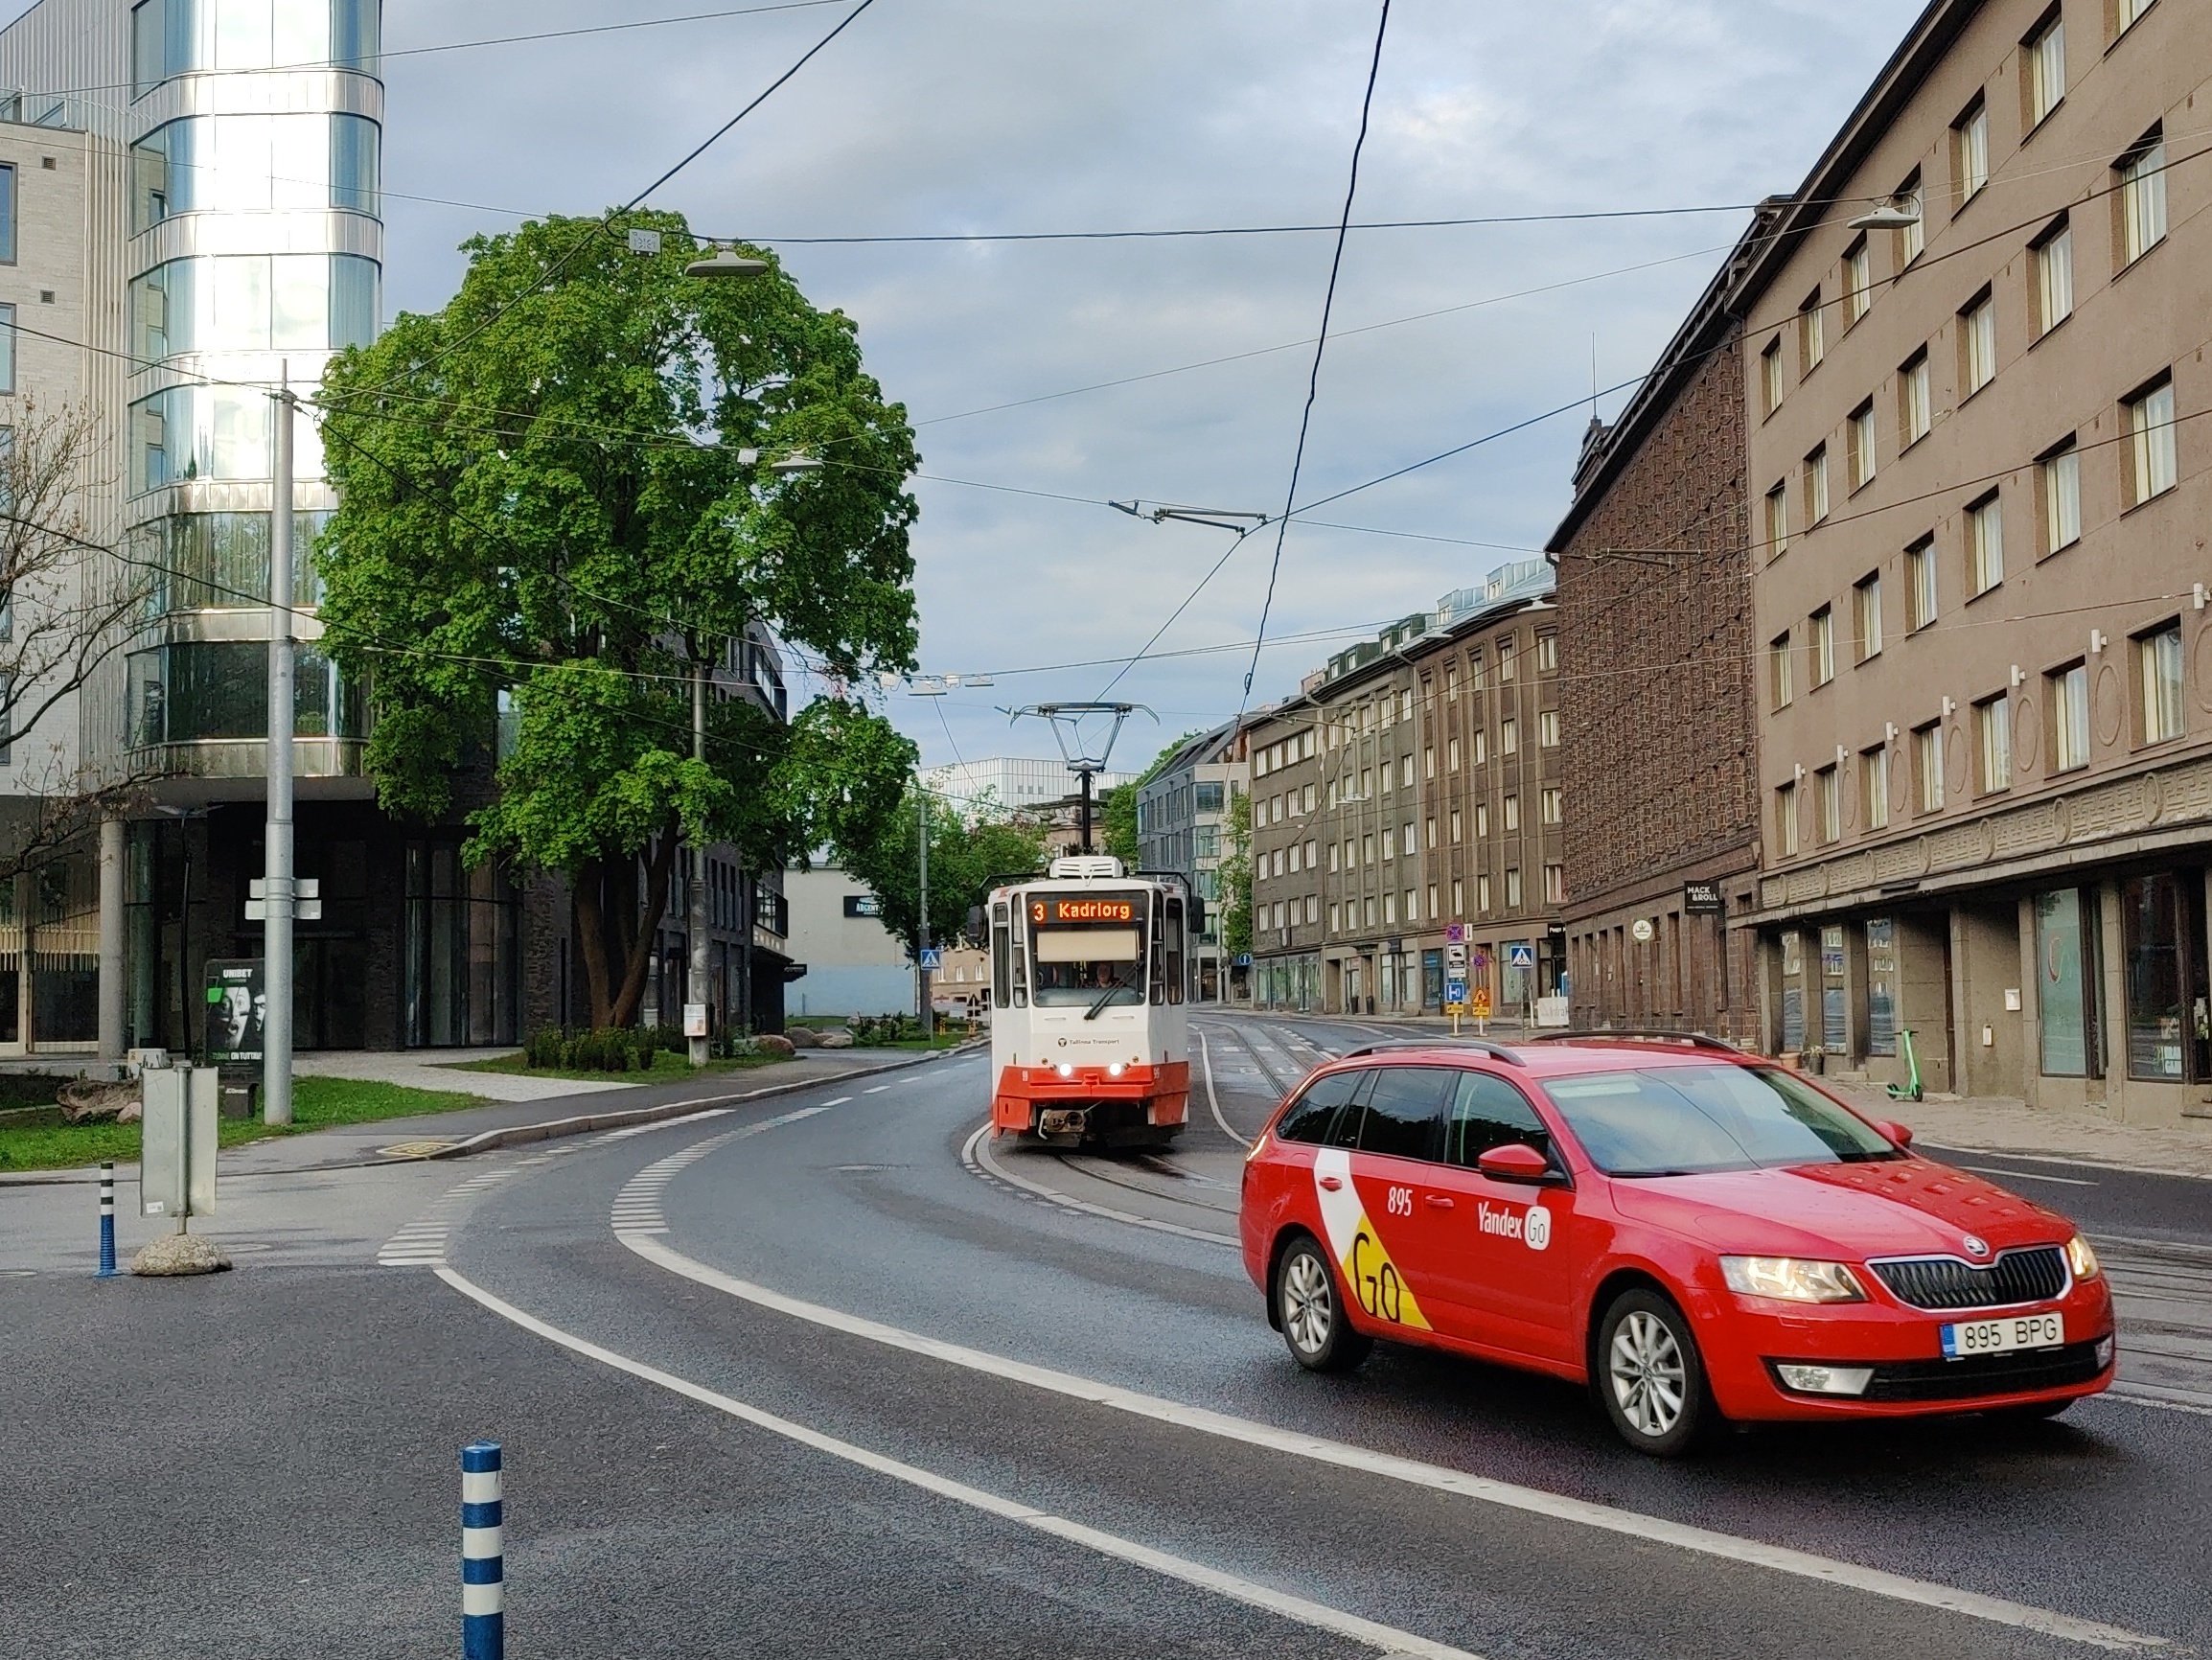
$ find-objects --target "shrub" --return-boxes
[636,1027,658,1070]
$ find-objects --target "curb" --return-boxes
[0,1040,989,1185]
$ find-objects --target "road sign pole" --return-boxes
[264,375,296,1127]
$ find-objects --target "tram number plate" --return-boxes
[1941,1312,2062,1359]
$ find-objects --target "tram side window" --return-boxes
[1165,896,1185,1004]
[1276,1069,1370,1144]
[991,903,1011,1009]
[1151,890,1167,1005]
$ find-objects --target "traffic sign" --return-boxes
[1444,976,1467,1003]
[1445,942,1467,966]
[1470,986,1493,1019]
[1508,943,1535,970]
[1445,922,1464,944]
[919,948,942,971]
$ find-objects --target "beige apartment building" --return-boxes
[1248,565,1566,1017]
[1743,0,2212,1123]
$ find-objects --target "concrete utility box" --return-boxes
[141,1065,219,1223]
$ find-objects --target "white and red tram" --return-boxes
[982,856,1196,1148]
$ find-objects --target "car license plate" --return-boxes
[1941,1312,2063,1359]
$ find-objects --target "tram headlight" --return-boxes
[1108,1062,1126,1077]
[1055,1062,1074,1078]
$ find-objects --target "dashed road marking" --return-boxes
[961,1124,1237,1247]
[864,1085,891,1095]
[378,1166,517,1267]
[611,1105,833,1238]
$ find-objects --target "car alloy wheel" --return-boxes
[1596,1289,1714,1456]
[1276,1234,1372,1373]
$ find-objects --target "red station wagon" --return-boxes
[1238,1034,2115,1455]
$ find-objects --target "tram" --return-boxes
[981,855,1197,1148]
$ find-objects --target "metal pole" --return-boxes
[916,781,932,1039]
[1078,769,1094,854]
[263,376,296,1126]
[461,1441,504,1660]
[96,1161,116,1277]
[689,653,710,1068]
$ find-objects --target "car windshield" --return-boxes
[1538,1064,1900,1177]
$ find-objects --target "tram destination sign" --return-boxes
[1032,897,1138,925]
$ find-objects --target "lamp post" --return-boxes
[264,372,297,1123]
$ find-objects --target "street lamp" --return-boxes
[685,246,771,280]
[770,450,821,474]
[1847,195,1922,231]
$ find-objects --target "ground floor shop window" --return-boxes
[2120,871,2208,1082]
[1864,918,1897,1056]
[1819,925,1846,1052]
[1779,929,1805,1051]
[2034,888,2099,1077]
[404,843,518,1048]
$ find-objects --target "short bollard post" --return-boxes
[461,1441,503,1660]
[96,1162,118,1279]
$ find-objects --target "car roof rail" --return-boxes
[1520,1028,1749,1055]
[1334,1037,1525,1067]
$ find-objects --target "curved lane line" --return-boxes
[963,1123,1237,1247]
[1198,1028,1253,1149]
[434,1267,1481,1660]
[616,1229,2167,1654]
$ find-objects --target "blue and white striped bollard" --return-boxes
[461,1441,503,1660]
[96,1162,117,1279]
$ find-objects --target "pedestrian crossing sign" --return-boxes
[920,948,942,970]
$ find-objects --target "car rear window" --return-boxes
[1275,1069,1368,1144]
[1539,1064,1900,1176]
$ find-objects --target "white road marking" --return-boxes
[961,1124,1237,1247]
[864,1085,891,1095]
[436,1267,1481,1660]
[1196,1030,1252,1149]
[594,1107,735,1144]
[377,1166,518,1267]
[821,1096,854,1106]
[621,1231,2167,1654]
[611,1105,831,1235]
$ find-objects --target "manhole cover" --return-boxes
[379,1140,458,1159]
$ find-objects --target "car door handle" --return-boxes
[1423,1194,1454,1210]
[1318,1175,1344,1191]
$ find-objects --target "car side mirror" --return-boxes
[1874,1118,1914,1148]
[1477,1142,1555,1184]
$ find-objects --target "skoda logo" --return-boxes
[1963,1235,1990,1258]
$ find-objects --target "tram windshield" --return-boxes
[1027,892,1148,1009]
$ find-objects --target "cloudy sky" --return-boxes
[35,0,1935,775]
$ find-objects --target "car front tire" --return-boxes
[1275,1233,1372,1373]
[1596,1288,1716,1457]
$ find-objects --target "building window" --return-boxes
[1816,764,1840,844]
[128,113,383,231]
[1843,237,1871,326]
[1472,729,1486,765]
[1424,817,1436,848]
[1953,98,1989,206]
[1474,803,1489,837]
[1770,631,1793,708]
[1422,746,1435,779]
[1497,637,1516,680]
[1967,492,2004,595]
[1960,291,1995,397]
[2124,376,2177,506]
[1764,482,1788,560]
[2050,660,2090,771]
[1451,878,1463,914]
[1536,632,1557,672]
[1976,693,2012,793]
[1805,445,1829,524]
[2035,888,2098,1077]
[1544,864,1564,905]
[1897,170,1924,264]
[1799,289,1825,374]
[2115,0,2155,35]
[1401,821,1417,856]
[1477,874,1492,912]
[2033,219,2072,336]
[1502,795,1520,832]
[1468,650,1485,689]
[2026,12,2065,127]
[1900,350,1930,446]
[1541,787,1561,824]
[0,163,13,265]
[1327,901,1340,933]
[2122,871,2208,1082]
[1446,735,1460,770]
[2139,621,2184,744]
[1855,572,1883,659]
[0,303,14,396]
[1383,891,1396,926]
[1761,337,1784,415]
[1775,781,1799,856]
[1398,753,1414,789]
[1809,607,1834,686]
[1907,537,1938,629]
[1538,709,1559,748]
[1914,723,1945,813]
[2118,128,2168,265]
[1848,401,1876,490]
[1500,718,1517,755]
[1861,744,1890,829]
[1449,809,1462,842]
[1504,868,1523,909]
[2039,439,2081,552]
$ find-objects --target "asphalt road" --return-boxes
[4,1019,2209,1658]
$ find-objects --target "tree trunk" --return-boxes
[608,823,680,1029]
[572,857,615,1028]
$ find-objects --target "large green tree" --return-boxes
[317,212,919,1026]
[841,789,1047,964]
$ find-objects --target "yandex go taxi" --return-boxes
[1239,1032,2115,1456]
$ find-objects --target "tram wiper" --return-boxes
[1082,975,1130,1021]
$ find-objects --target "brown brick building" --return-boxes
[1545,215,1776,1043]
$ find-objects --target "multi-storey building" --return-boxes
[1545,213,1773,1044]
[1134,718,1251,1001]
[0,0,790,1056]
[1740,0,2212,1123]
[1249,565,1566,1017]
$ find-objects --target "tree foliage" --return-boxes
[840,787,1047,963]
[1216,786,1253,960]
[316,212,920,1026]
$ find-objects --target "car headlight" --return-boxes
[1721,1256,1867,1303]
[2065,1234,2101,1280]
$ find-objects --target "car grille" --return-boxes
[1859,1340,2107,1403]
[1868,1246,2067,1311]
